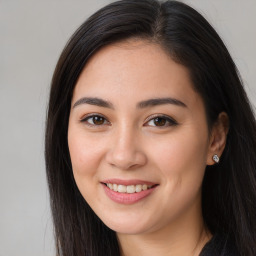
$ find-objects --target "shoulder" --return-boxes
[200,234,239,256]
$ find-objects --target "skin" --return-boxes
[68,39,228,256]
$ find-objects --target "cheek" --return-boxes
[149,129,209,217]
[149,127,209,182]
[68,128,105,179]
[67,128,107,207]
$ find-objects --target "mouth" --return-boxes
[102,183,158,193]
[101,179,159,204]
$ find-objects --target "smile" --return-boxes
[101,180,158,204]
[105,183,154,193]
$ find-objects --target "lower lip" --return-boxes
[102,184,157,205]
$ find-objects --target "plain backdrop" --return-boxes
[0,0,255,255]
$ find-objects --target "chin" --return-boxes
[108,223,148,235]
[99,213,154,235]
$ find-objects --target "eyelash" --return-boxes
[80,114,178,128]
[144,114,178,127]
[80,114,110,127]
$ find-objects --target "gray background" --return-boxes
[0,0,255,255]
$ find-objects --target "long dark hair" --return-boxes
[45,0,256,255]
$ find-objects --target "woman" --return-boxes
[45,0,256,255]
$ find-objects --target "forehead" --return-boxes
[72,39,200,108]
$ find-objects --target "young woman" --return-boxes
[45,0,256,255]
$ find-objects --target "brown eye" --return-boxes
[81,115,108,126]
[153,117,167,126]
[92,116,105,125]
[146,115,178,127]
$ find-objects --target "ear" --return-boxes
[207,112,229,165]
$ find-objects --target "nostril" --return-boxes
[106,149,147,170]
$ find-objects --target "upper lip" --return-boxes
[101,179,158,186]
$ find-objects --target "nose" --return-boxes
[105,126,147,170]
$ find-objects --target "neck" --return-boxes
[117,203,212,256]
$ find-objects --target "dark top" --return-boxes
[200,234,239,256]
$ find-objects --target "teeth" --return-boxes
[127,185,135,193]
[113,184,118,192]
[117,185,126,193]
[106,183,154,193]
[135,184,142,192]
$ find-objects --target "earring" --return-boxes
[212,154,220,163]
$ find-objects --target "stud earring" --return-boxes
[213,154,220,163]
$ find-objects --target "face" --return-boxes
[68,39,212,235]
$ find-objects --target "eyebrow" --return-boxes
[72,97,187,109]
[73,97,114,109]
[137,97,187,108]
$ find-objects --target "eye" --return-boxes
[81,114,109,126]
[145,115,178,127]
